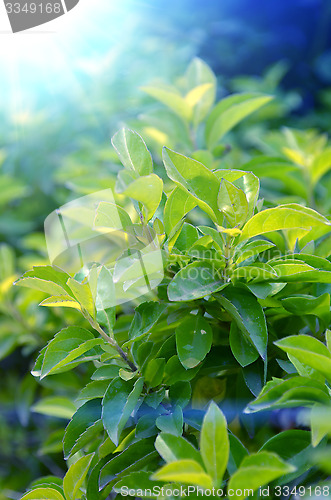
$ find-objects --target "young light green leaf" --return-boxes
[141,86,192,122]
[218,179,248,227]
[311,148,331,186]
[39,295,81,309]
[162,148,221,223]
[31,397,76,419]
[93,201,133,231]
[310,404,331,447]
[240,204,330,242]
[164,187,196,250]
[67,277,95,318]
[40,327,102,379]
[176,314,213,369]
[227,451,295,499]
[152,459,213,489]
[200,401,229,487]
[102,377,144,445]
[275,335,331,383]
[14,265,72,297]
[168,262,227,302]
[111,128,153,176]
[155,432,202,465]
[234,239,276,265]
[122,174,163,221]
[205,93,273,149]
[63,453,94,500]
[20,488,65,500]
[185,57,216,125]
[245,376,330,413]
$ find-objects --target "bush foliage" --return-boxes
[2,59,331,499]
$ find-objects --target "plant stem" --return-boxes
[90,318,137,372]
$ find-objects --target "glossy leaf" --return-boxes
[111,128,153,176]
[216,287,267,360]
[20,488,65,500]
[240,204,330,242]
[63,453,94,500]
[168,262,226,302]
[218,178,248,227]
[205,93,273,149]
[163,147,221,223]
[152,459,213,488]
[102,377,144,445]
[200,401,229,487]
[122,174,163,221]
[227,451,295,499]
[245,376,330,413]
[275,335,331,383]
[176,314,212,369]
[155,432,202,465]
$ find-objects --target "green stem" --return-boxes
[89,317,137,372]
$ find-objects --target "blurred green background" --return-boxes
[2,0,331,497]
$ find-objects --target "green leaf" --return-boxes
[152,459,213,489]
[310,405,331,447]
[67,277,96,318]
[218,179,248,227]
[93,201,133,231]
[31,396,76,419]
[144,358,165,388]
[164,355,200,385]
[141,85,192,122]
[185,57,216,126]
[113,471,164,497]
[230,323,259,367]
[102,377,144,445]
[245,376,330,413]
[155,432,202,465]
[240,204,330,242]
[163,148,221,223]
[111,128,153,176]
[234,239,276,265]
[214,170,259,219]
[281,294,330,327]
[175,223,199,253]
[63,453,94,500]
[20,488,65,500]
[176,314,212,369]
[311,147,331,186]
[168,262,227,302]
[227,451,295,499]
[200,401,229,487]
[169,381,191,408]
[156,406,183,436]
[164,187,196,244]
[215,287,267,360]
[122,174,163,221]
[14,265,72,297]
[40,327,102,378]
[99,439,156,490]
[129,301,166,341]
[64,399,102,459]
[39,295,81,310]
[205,93,273,149]
[275,335,331,383]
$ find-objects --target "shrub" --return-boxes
[11,60,331,499]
